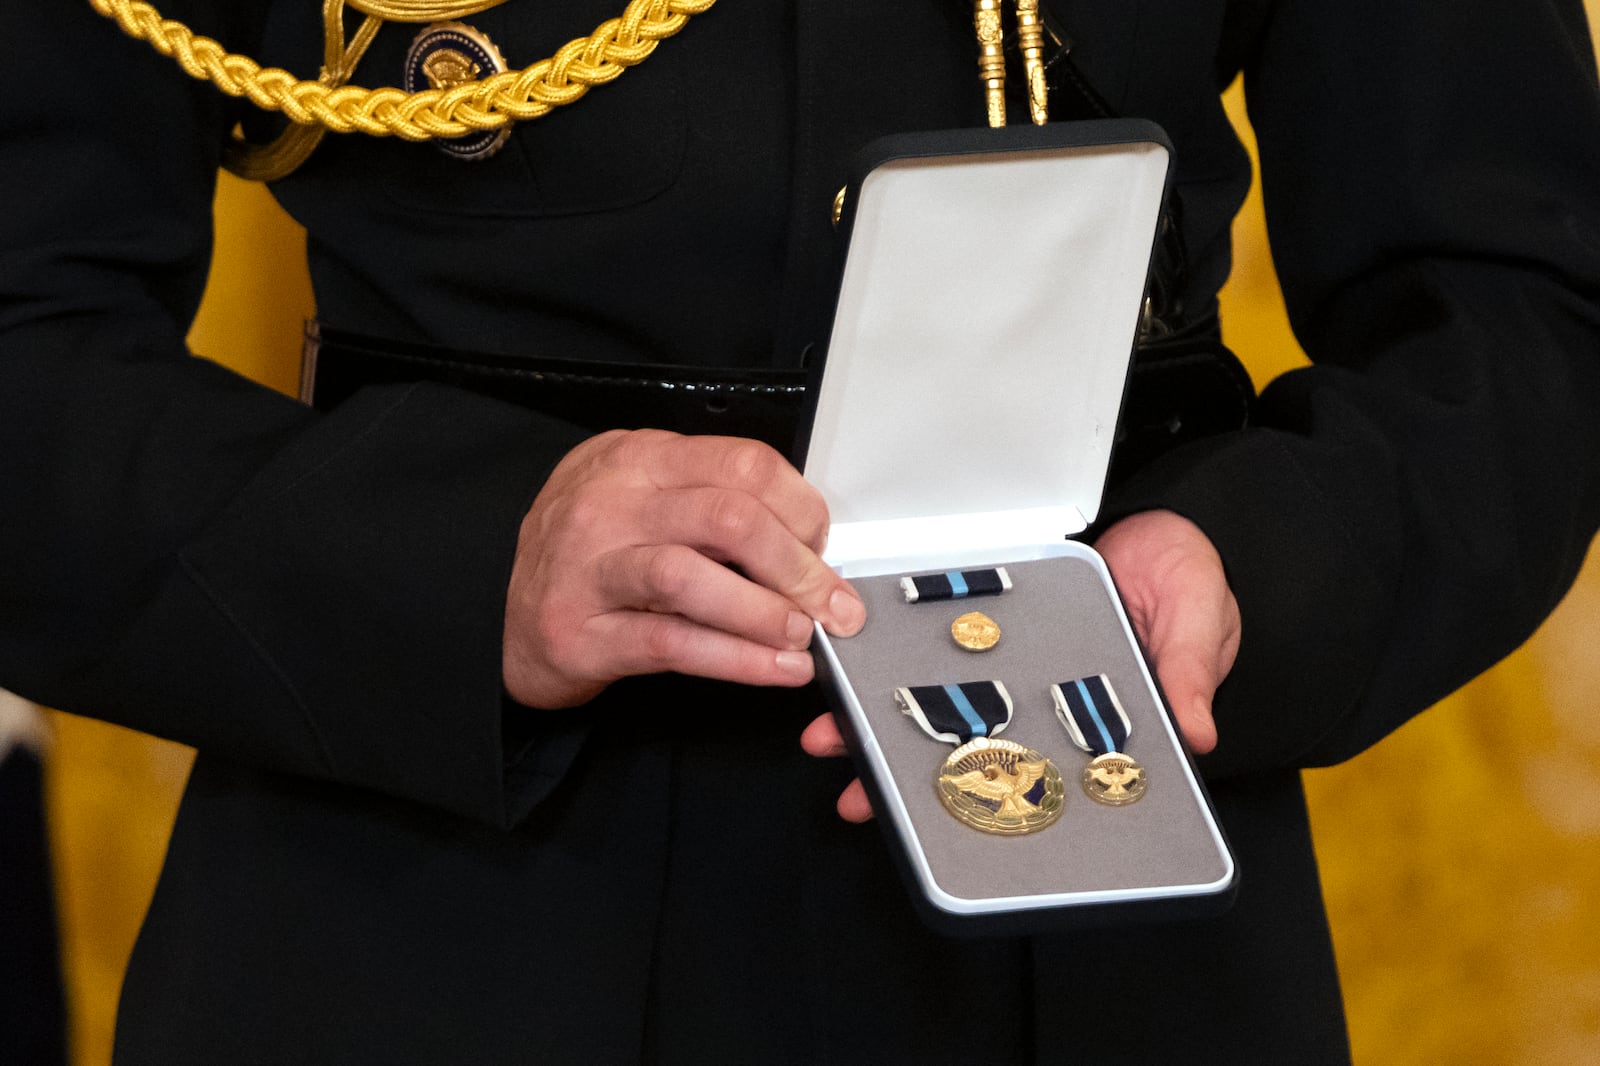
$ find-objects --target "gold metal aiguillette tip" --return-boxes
[1015,0,1050,125]
[973,0,1007,128]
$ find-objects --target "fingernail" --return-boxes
[776,650,814,678]
[786,611,814,649]
[828,588,866,635]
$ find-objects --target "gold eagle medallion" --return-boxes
[937,736,1064,834]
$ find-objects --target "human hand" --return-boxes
[798,715,875,822]
[1092,509,1237,755]
[502,429,865,709]
[799,509,1238,822]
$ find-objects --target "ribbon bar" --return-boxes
[900,566,1012,603]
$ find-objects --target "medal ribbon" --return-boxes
[896,681,1013,745]
[1050,674,1131,756]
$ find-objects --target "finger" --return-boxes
[1094,510,1238,756]
[836,778,874,823]
[799,713,848,757]
[640,487,865,636]
[799,721,875,823]
[619,431,833,555]
[597,543,816,651]
[587,610,816,689]
[1162,683,1219,756]
[1147,626,1224,755]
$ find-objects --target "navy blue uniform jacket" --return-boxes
[3,1,1599,1062]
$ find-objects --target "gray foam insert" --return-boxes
[826,552,1231,904]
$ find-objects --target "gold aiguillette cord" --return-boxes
[87,0,716,181]
[972,0,1050,128]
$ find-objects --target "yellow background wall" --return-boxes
[44,10,1600,1063]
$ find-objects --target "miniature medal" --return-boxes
[403,23,512,161]
[951,611,1001,651]
[896,681,1064,834]
[1051,674,1147,805]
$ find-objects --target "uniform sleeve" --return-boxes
[1106,0,1600,778]
[0,2,589,827]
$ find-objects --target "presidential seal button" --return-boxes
[937,736,1065,835]
[403,22,511,161]
[1081,752,1147,806]
[950,610,1000,651]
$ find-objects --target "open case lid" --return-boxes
[804,121,1173,571]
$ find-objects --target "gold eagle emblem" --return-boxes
[421,48,482,90]
[937,737,1064,834]
[945,757,1050,820]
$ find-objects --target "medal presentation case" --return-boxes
[805,121,1236,936]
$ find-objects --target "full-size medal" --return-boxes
[896,681,1064,834]
[951,610,1001,651]
[938,736,1064,834]
[404,23,512,161]
[1051,674,1147,806]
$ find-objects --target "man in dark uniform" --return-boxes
[3,1,1598,1062]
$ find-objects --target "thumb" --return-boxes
[1146,626,1222,755]
[1095,510,1239,756]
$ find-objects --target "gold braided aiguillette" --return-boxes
[87,0,716,180]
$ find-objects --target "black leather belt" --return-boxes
[301,320,1253,485]
[301,322,812,455]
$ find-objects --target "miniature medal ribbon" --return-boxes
[900,566,1011,603]
[897,681,1064,835]
[1050,674,1148,805]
